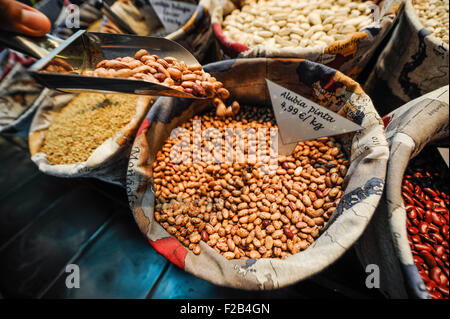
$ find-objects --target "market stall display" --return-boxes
[356,85,449,299]
[1,0,449,300]
[211,0,402,79]
[127,58,389,289]
[364,0,449,115]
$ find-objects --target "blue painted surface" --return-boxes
[42,213,169,299]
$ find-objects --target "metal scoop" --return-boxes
[0,30,211,99]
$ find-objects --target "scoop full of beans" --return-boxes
[43,50,238,117]
[153,105,349,259]
[402,148,449,299]
[222,0,375,50]
[413,0,449,44]
[90,50,238,117]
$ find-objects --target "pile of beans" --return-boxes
[153,105,349,259]
[43,50,237,116]
[222,0,375,49]
[403,148,449,299]
[412,0,449,44]
[91,50,228,99]
[40,93,139,164]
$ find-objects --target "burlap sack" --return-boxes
[127,58,389,289]
[28,91,153,186]
[355,85,449,298]
[210,0,402,79]
[364,0,449,115]
[100,0,215,62]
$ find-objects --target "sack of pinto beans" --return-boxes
[127,58,389,289]
[356,85,449,299]
[100,0,215,62]
[211,0,402,79]
[364,0,449,115]
[28,91,154,186]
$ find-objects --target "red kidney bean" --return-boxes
[431,212,443,226]
[411,235,422,243]
[420,250,437,268]
[437,286,449,296]
[424,211,433,223]
[419,222,429,233]
[431,267,442,285]
[414,256,425,264]
[429,291,443,299]
[431,233,444,245]
[424,188,437,197]
[408,210,417,219]
[403,193,414,205]
[414,243,433,252]
[439,275,448,287]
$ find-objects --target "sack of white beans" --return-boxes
[355,85,449,299]
[100,0,215,62]
[28,90,153,186]
[127,58,389,289]
[211,0,402,79]
[364,0,449,115]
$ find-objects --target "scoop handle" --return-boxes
[0,31,62,59]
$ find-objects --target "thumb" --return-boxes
[0,0,51,37]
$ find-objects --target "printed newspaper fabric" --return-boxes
[99,0,214,62]
[364,0,449,115]
[210,0,402,79]
[127,58,389,289]
[28,91,153,186]
[0,57,43,133]
[357,86,449,299]
[386,86,448,298]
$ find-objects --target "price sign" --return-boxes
[149,0,197,34]
[266,79,362,155]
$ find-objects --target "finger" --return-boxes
[0,0,51,37]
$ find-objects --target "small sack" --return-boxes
[28,91,153,186]
[364,0,449,115]
[100,0,215,62]
[127,58,389,289]
[355,85,449,298]
[210,0,402,79]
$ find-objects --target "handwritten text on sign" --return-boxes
[150,0,197,34]
[266,79,362,154]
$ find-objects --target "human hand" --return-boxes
[0,0,51,37]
